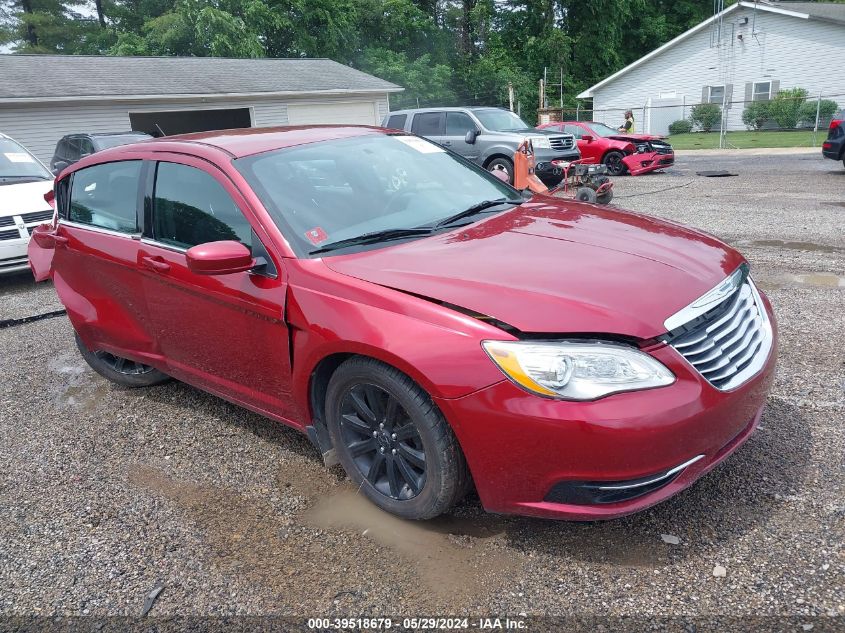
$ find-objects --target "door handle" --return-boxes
[141,256,170,273]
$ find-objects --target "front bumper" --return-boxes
[0,237,30,275]
[435,312,777,520]
[622,151,675,176]
[535,148,581,182]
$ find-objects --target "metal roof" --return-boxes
[0,55,403,103]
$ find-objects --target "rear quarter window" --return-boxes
[385,114,407,130]
[69,160,141,233]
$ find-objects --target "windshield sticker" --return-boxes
[305,227,328,245]
[4,152,35,163]
[394,136,445,153]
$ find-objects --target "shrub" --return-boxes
[690,103,722,132]
[767,87,808,129]
[742,101,770,130]
[668,119,692,135]
[797,99,840,127]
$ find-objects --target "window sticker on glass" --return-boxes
[394,136,445,153]
[4,152,35,163]
[305,227,328,245]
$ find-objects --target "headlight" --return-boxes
[481,340,675,400]
[528,135,551,149]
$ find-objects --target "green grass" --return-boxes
[667,130,824,150]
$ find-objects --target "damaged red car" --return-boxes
[30,126,775,521]
[537,121,675,176]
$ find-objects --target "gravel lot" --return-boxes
[1,152,843,626]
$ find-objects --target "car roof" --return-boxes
[387,106,510,115]
[92,125,388,160]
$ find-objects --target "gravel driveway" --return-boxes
[0,152,842,628]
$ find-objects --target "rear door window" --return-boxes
[152,162,253,250]
[411,112,444,137]
[68,160,142,233]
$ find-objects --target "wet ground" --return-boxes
[0,153,843,623]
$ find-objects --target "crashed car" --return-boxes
[537,121,675,176]
[30,126,775,521]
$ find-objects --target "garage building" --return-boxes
[0,54,402,162]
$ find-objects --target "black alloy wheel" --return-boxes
[604,151,627,176]
[339,383,426,500]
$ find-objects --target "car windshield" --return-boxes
[588,122,625,137]
[94,134,149,150]
[0,138,51,181]
[235,133,521,257]
[474,110,531,132]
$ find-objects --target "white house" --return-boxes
[577,1,845,135]
[0,55,402,162]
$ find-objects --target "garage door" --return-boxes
[287,101,378,125]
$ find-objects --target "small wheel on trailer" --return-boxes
[575,187,597,203]
[596,188,613,205]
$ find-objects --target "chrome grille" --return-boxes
[21,210,54,224]
[665,278,772,390]
[549,136,574,151]
[0,216,14,228]
[0,228,21,241]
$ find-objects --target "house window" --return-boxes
[753,81,772,101]
[706,85,725,104]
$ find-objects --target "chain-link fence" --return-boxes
[546,92,844,144]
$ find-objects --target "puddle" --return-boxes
[756,271,845,291]
[304,487,512,598]
[733,239,845,255]
[130,465,519,609]
[47,354,108,412]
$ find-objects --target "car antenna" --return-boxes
[155,124,166,137]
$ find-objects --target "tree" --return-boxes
[797,99,839,128]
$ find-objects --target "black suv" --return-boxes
[50,132,152,174]
[822,110,844,169]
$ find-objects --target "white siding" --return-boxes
[0,92,391,162]
[591,8,845,134]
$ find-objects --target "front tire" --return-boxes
[575,187,598,203]
[604,151,627,176]
[486,157,514,184]
[75,333,170,387]
[325,357,469,520]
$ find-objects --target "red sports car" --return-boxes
[537,121,675,176]
[30,126,775,521]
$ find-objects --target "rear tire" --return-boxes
[75,333,170,387]
[604,151,627,176]
[325,357,469,520]
[486,157,514,184]
[575,187,597,203]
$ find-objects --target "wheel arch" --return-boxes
[482,151,515,168]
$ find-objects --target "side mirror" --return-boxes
[581,134,594,142]
[186,240,255,275]
[52,161,68,175]
[464,129,479,144]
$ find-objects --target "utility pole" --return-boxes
[538,79,545,111]
[508,82,514,112]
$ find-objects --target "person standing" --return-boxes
[618,110,635,133]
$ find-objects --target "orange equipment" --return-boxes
[512,139,550,194]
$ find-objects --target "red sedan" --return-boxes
[537,121,675,176]
[29,126,775,521]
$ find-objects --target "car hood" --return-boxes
[322,199,745,338]
[608,133,667,143]
[0,180,53,217]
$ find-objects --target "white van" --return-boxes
[0,133,53,275]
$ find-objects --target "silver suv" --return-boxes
[381,107,579,184]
